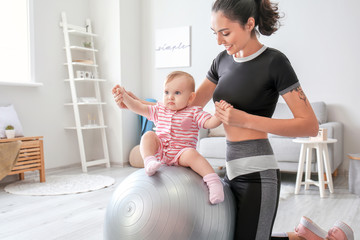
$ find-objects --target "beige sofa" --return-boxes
[197,102,343,175]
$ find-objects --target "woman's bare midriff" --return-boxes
[223,124,267,142]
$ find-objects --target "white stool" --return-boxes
[293,138,337,198]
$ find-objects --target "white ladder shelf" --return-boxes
[60,12,110,172]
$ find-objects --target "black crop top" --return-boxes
[207,46,300,118]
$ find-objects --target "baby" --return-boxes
[112,71,224,204]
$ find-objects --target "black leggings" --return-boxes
[224,169,281,240]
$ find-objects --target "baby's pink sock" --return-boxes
[203,173,224,204]
[144,156,162,176]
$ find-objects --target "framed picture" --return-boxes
[155,26,191,68]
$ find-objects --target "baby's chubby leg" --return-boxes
[140,131,162,176]
[178,149,224,204]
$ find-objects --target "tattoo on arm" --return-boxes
[291,87,307,105]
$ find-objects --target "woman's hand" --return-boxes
[215,100,248,127]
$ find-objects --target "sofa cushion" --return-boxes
[272,102,293,120]
[0,105,24,138]
[198,137,226,159]
[272,101,327,124]
[269,137,305,163]
[208,124,226,137]
[311,102,327,124]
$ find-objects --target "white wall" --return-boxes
[141,0,222,103]
[0,0,91,170]
[89,0,123,166]
[118,0,142,163]
[0,0,142,173]
[140,0,360,173]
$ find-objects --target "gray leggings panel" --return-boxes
[224,169,281,240]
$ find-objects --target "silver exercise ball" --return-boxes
[104,166,236,240]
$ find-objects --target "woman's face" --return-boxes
[211,11,252,56]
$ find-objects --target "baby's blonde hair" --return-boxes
[165,71,195,92]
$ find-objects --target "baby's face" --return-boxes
[163,76,193,111]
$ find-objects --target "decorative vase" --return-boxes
[5,130,15,139]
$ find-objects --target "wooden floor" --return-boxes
[0,166,358,239]
[273,172,359,236]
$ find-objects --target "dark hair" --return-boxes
[212,0,281,36]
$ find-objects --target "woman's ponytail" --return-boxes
[256,0,281,36]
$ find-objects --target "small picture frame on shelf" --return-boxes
[84,71,94,79]
[76,70,85,79]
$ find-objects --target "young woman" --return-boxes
[192,0,353,239]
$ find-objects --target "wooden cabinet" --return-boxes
[0,136,45,182]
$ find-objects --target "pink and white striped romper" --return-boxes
[147,102,212,165]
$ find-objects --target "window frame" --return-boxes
[0,0,41,87]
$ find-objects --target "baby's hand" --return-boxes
[215,100,248,127]
[219,100,233,110]
[112,85,126,108]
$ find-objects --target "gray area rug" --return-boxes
[4,172,294,198]
[4,174,115,196]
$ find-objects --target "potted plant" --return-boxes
[5,125,15,139]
